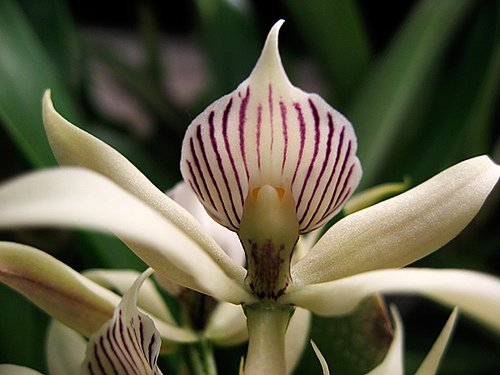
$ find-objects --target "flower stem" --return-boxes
[188,338,218,375]
[243,302,294,375]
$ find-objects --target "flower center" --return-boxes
[238,185,299,300]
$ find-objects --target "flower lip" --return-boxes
[180,20,362,234]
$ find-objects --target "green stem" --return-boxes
[188,338,218,375]
[243,303,294,375]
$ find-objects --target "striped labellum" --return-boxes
[181,20,362,234]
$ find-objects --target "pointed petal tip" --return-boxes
[249,19,289,87]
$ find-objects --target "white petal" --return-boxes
[82,269,163,375]
[310,341,330,375]
[46,320,87,375]
[83,269,177,325]
[0,241,120,338]
[282,268,500,334]
[0,365,44,375]
[204,302,248,346]
[0,168,255,304]
[414,307,459,375]
[292,156,500,284]
[43,90,246,288]
[285,307,311,375]
[167,181,245,266]
[181,20,361,233]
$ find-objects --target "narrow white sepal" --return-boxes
[181,20,361,233]
[310,341,330,375]
[82,268,163,375]
[414,308,459,375]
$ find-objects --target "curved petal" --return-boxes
[414,307,458,375]
[0,242,196,346]
[285,307,311,375]
[0,168,255,305]
[180,20,361,233]
[0,365,44,375]
[282,268,500,334]
[204,302,248,346]
[46,320,87,375]
[310,341,330,375]
[0,241,119,337]
[43,90,246,285]
[83,269,176,325]
[292,156,500,284]
[82,269,163,375]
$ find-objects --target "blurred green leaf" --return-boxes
[0,0,80,168]
[283,0,372,105]
[383,1,500,184]
[0,283,48,372]
[347,0,476,187]
[194,0,262,98]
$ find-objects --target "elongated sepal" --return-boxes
[82,268,163,375]
[181,20,361,233]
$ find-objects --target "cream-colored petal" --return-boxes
[0,241,119,338]
[180,20,361,233]
[83,269,176,325]
[292,156,500,284]
[0,168,255,305]
[310,341,330,375]
[45,320,87,375]
[0,242,196,346]
[82,269,163,375]
[0,365,44,375]
[285,307,311,375]
[204,302,248,346]
[43,90,246,286]
[282,268,500,334]
[414,307,459,375]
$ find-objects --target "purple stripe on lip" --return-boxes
[296,98,321,216]
[300,110,335,229]
[208,111,240,229]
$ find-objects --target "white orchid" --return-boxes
[0,19,499,375]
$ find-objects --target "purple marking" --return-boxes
[302,126,345,232]
[279,100,288,172]
[224,97,245,208]
[190,133,215,208]
[257,104,262,170]
[320,139,352,222]
[291,102,306,186]
[300,110,335,229]
[296,99,321,213]
[208,111,240,229]
[239,86,251,179]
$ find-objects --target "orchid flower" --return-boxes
[0,19,499,375]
